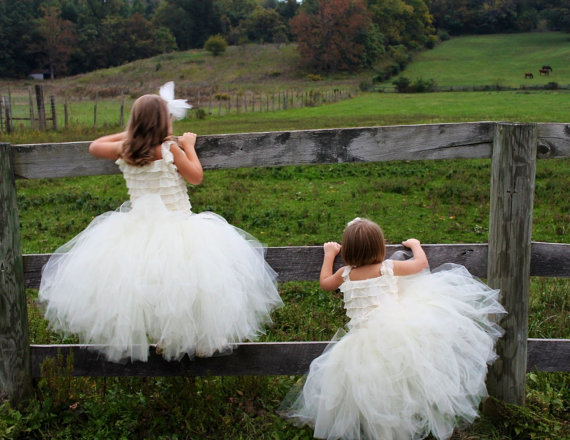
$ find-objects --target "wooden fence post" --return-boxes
[119,94,125,127]
[28,87,35,130]
[35,85,46,130]
[93,91,98,129]
[50,95,57,130]
[485,123,537,406]
[2,97,12,133]
[64,94,69,130]
[0,143,33,405]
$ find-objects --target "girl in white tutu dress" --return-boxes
[281,218,505,440]
[39,84,282,363]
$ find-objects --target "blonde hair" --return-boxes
[341,218,385,267]
[122,94,170,166]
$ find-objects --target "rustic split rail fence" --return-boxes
[1,122,569,408]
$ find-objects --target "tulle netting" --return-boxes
[281,261,505,440]
[39,195,282,363]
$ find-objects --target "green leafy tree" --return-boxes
[154,26,178,53]
[204,34,228,55]
[368,0,434,48]
[153,0,222,49]
[0,0,43,77]
[215,0,257,27]
[243,6,287,43]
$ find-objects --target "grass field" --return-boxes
[2,32,569,440]
[384,32,570,88]
[3,89,569,145]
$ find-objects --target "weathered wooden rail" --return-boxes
[1,122,569,407]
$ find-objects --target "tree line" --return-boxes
[0,0,567,80]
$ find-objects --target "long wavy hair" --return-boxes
[121,94,170,166]
[341,218,386,267]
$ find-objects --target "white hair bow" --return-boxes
[347,217,362,227]
[159,81,192,120]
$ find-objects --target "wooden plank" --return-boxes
[486,123,537,405]
[30,342,329,378]
[267,244,490,281]
[0,144,33,404]
[536,123,570,158]
[13,122,570,180]
[23,242,569,289]
[13,122,496,178]
[530,242,570,277]
[29,338,569,378]
[527,339,570,372]
[13,141,116,179]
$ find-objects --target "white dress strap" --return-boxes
[381,259,394,277]
[161,141,175,163]
[341,266,352,281]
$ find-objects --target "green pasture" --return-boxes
[181,90,570,134]
[3,89,569,145]
[385,32,570,88]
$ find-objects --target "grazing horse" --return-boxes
[542,65,553,72]
[524,72,534,79]
[539,68,549,76]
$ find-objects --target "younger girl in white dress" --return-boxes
[282,218,505,440]
[39,84,282,363]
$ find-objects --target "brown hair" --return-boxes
[341,218,385,267]
[121,94,170,166]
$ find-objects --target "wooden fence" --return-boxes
[0,85,356,132]
[1,122,569,408]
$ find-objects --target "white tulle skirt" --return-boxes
[281,264,505,440]
[39,195,282,363]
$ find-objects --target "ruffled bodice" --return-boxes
[116,141,191,212]
[340,260,398,328]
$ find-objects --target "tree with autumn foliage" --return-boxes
[35,5,76,79]
[291,0,381,72]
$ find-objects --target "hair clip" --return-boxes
[159,81,192,120]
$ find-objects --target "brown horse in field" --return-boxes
[539,68,549,76]
[542,65,553,72]
[524,72,534,79]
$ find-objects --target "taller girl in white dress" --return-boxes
[39,84,282,363]
[281,218,505,440]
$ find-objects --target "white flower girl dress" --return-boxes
[39,140,283,363]
[282,258,505,440]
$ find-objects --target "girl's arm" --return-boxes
[319,242,345,291]
[392,238,429,276]
[171,132,203,185]
[89,131,127,159]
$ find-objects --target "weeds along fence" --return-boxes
[0,85,357,133]
[1,122,569,408]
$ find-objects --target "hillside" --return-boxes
[0,33,568,101]
[0,44,369,100]
[386,32,569,88]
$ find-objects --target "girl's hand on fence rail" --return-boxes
[170,132,203,185]
[177,132,197,151]
[393,239,428,276]
[323,241,342,257]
